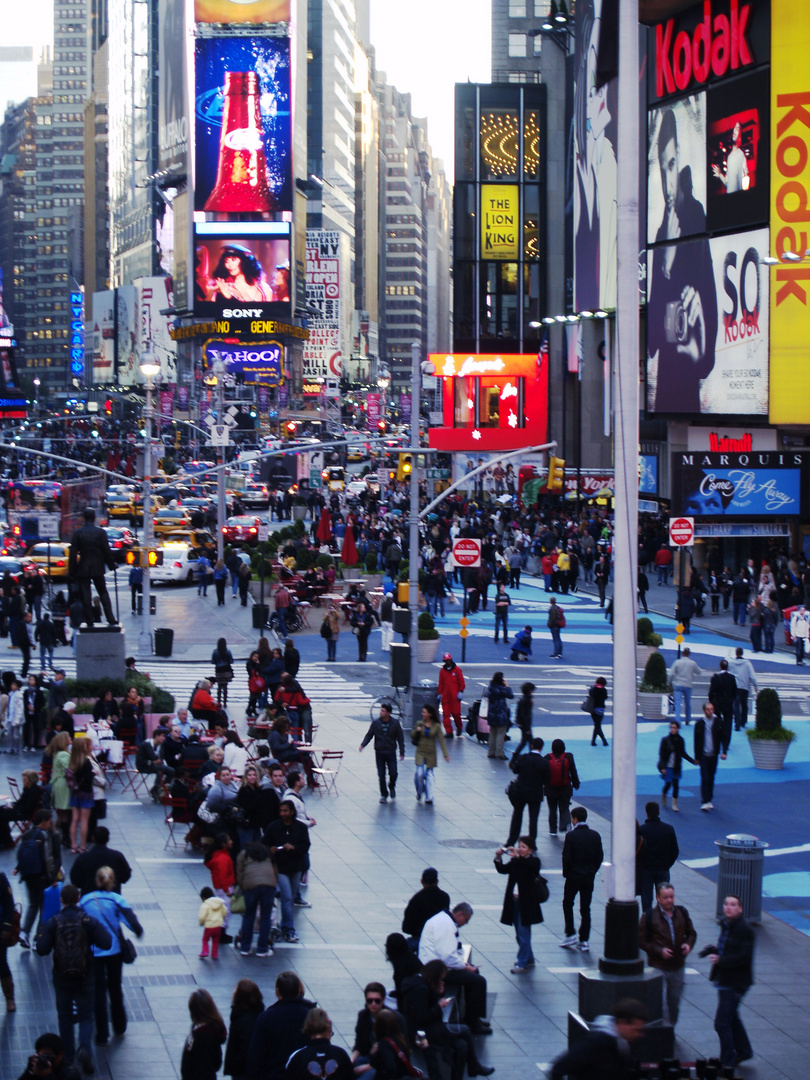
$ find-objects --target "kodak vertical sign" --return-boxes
[770,0,810,423]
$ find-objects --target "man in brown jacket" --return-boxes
[639,882,697,1025]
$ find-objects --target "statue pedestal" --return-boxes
[75,626,126,682]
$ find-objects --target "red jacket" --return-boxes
[654,548,672,567]
[541,553,556,575]
[191,687,218,713]
[205,848,236,892]
[438,663,465,707]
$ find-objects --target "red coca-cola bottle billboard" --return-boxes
[204,71,276,213]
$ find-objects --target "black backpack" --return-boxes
[16,829,45,879]
[53,909,92,979]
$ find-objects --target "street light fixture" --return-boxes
[139,356,160,656]
[212,359,227,563]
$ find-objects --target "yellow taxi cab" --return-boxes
[128,493,166,524]
[154,507,193,536]
[163,529,217,559]
[24,542,72,578]
[106,493,134,519]
[321,466,346,492]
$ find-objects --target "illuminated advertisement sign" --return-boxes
[648,93,707,247]
[480,185,519,260]
[304,229,342,379]
[573,0,617,311]
[158,0,188,173]
[195,0,289,23]
[194,224,291,322]
[707,70,770,231]
[69,291,85,383]
[769,0,810,423]
[649,0,769,101]
[194,36,291,214]
[647,227,769,415]
[672,450,806,517]
[640,454,659,494]
[138,277,178,384]
[202,338,284,384]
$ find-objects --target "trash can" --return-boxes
[715,834,769,922]
[154,627,174,658]
[252,604,269,630]
[411,681,439,729]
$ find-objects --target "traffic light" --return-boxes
[285,421,297,440]
[104,399,113,415]
[125,549,138,566]
[377,420,387,435]
[397,454,412,481]
[145,549,164,568]
[388,468,396,482]
[547,456,566,492]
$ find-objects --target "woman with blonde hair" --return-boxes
[80,866,144,1045]
[67,736,94,853]
[46,730,72,845]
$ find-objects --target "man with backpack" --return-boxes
[36,883,112,1075]
[17,809,61,948]
[545,739,579,836]
[639,882,696,1026]
[547,597,565,658]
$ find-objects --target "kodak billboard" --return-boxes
[769,0,810,424]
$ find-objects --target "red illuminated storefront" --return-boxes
[427,352,548,452]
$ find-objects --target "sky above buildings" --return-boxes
[1,0,54,113]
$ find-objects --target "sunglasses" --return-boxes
[366,997,383,1005]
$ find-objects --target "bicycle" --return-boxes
[369,685,408,725]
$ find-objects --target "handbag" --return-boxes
[248,674,266,694]
[197,801,219,825]
[118,930,137,964]
[320,621,332,639]
[352,626,360,636]
[478,692,489,720]
[534,873,550,904]
[505,779,519,804]
[580,692,595,713]
[230,887,246,915]
[0,903,21,947]
[410,725,422,746]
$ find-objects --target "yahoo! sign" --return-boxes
[652,0,767,100]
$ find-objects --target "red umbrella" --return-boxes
[341,525,359,567]
[316,506,332,544]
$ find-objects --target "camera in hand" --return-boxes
[664,300,688,344]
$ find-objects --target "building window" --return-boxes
[509,0,527,15]
[508,33,527,57]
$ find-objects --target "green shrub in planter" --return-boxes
[292,519,306,536]
[747,688,795,743]
[316,553,335,570]
[64,674,175,714]
[364,550,378,573]
[295,548,314,571]
[637,617,654,645]
[639,650,668,692]
[417,611,439,641]
[398,560,409,583]
[648,632,663,647]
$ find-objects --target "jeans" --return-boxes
[547,788,572,832]
[562,876,594,942]
[40,647,54,670]
[673,685,693,725]
[749,624,762,652]
[657,565,670,584]
[699,755,718,803]
[239,884,276,953]
[22,877,45,935]
[54,971,95,1068]
[734,689,750,730]
[276,871,302,932]
[375,751,398,797]
[550,626,562,655]
[660,966,685,1025]
[763,624,775,652]
[590,708,607,745]
[94,954,126,1041]
[513,909,534,967]
[715,987,752,1068]
[431,594,445,617]
[276,607,288,637]
[230,571,239,597]
[327,637,337,661]
[733,600,746,625]
[414,763,435,802]
[494,611,508,641]
[796,636,806,663]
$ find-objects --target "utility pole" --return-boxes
[407,341,421,706]
[139,359,160,655]
[213,360,227,563]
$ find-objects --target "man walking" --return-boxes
[506,737,548,847]
[547,597,564,658]
[667,647,701,726]
[790,604,810,664]
[494,583,511,643]
[36,883,112,1075]
[275,584,292,638]
[727,647,758,731]
[695,703,725,811]
[560,807,603,953]
[639,883,696,1025]
[637,803,679,913]
[708,660,736,753]
[418,903,491,1034]
[705,894,755,1071]
[545,739,579,836]
[69,827,132,897]
[358,702,405,804]
[437,653,465,737]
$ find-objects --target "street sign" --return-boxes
[459,629,469,639]
[257,524,269,543]
[669,516,695,546]
[459,617,469,627]
[209,425,230,447]
[675,634,684,644]
[676,622,685,634]
[452,537,482,568]
[427,468,450,480]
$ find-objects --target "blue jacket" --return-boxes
[487,682,514,727]
[80,890,143,957]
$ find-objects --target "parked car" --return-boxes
[151,543,201,585]
[222,515,263,545]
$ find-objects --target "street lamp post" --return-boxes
[212,360,227,563]
[139,357,160,656]
[32,379,40,422]
[408,342,421,704]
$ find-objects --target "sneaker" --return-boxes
[240,949,251,956]
[255,950,273,958]
[293,898,311,908]
[577,941,590,952]
[18,931,30,949]
[560,935,578,948]
[549,831,558,838]
[389,790,396,800]
[701,802,712,811]
[379,796,387,803]
[198,953,208,959]
[283,930,300,943]
[510,966,530,974]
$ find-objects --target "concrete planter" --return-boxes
[637,645,658,669]
[292,505,308,521]
[748,737,791,770]
[638,691,667,720]
[417,637,440,663]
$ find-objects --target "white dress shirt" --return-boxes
[418,910,465,970]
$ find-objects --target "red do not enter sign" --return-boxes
[453,538,482,567]
[669,517,694,547]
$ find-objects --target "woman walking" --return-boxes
[321,602,340,662]
[657,720,695,812]
[352,600,374,662]
[246,651,264,718]
[510,682,535,760]
[588,676,609,747]
[181,989,227,1080]
[213,559,228,606]
[80,866,144,1044]
[485,672,513,760]
[68,736,94,853]
[494,837,543,974]
[212,638,235,708]
[412,704,449,805]
[224,980,264,1080]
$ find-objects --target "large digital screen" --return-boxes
[158,0,188,174]
[194,226,291,320]
[648,93,706,247]
[195,0,289,23]
[672,452,806,518]
[706,70,769,232]
[202,338,284,385]
[194,36,291,214]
